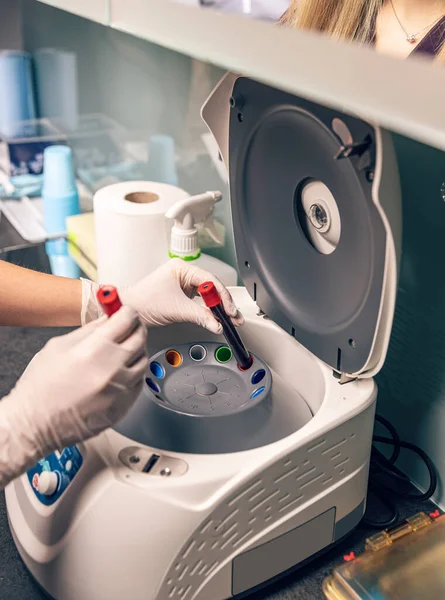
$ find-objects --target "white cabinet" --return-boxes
[109,0,445,152]
[37,0,109,24]
[34,0,445,152]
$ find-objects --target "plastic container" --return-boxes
[146,134,178,186]
[191,252,238,285]
[323,512,445,600]
[34,48,79,132]
[0,118,67,177]
[166,190,238,286]
[57,113,125,171]
[43,145,81,278]
[0,50,36,139]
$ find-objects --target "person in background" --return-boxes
[0,258,242,490]
[199,0,289,21]
[280,0,445,60]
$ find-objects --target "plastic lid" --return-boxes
[42,145,76,198]
[97,286,122,316]
[218,77,401,379]
[169,226,200,258]
[166,191,222,259]
[198,282,222,308]
[0,50,30,58]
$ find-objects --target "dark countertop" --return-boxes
[0,324,438,600]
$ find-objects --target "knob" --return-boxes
[37,471,59,496]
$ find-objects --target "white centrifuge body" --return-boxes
[6,74,401,600]
[6,302,377,600]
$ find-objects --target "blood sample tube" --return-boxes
[97,286,122,317]
[198,281,252,370]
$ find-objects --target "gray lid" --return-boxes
[227,78,400,378]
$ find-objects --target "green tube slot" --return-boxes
[215,346,233,364]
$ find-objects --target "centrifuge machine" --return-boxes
[5,75,402,600]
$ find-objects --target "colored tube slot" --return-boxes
[250,387,265,399]
[150,362,165,379]
[251,369,266,385]
[97,286,122,316]
[198,282,252,370]
[165,349,182,367]
[190,344,207,362]
[146,378,161,393]
[215,346,233,364]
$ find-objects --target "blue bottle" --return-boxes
[0,50,37,139]
[146,135,178,186]
[42,145,80,278]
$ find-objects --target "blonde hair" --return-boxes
[280,0,445,61]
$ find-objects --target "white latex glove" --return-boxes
[0,306,148,490]
[82,259,244,335]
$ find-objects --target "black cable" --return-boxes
[363,413,438,529]
[373,436,438,501]
[374,414,401,464]
[362,503,399,529]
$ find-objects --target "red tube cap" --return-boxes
[198,281,221,308]
[97,286,122,317]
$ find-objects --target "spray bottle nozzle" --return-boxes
[166,191,223,259]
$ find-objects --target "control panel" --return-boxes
[27,446,83,506]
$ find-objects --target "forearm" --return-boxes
[0,261,82,326]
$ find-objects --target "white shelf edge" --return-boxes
[37,0,109,25]
[109,0,445,152]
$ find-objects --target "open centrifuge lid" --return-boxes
[202,75,402,380]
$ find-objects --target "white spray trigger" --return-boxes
[201,215,222,245]
[166,191,223,258]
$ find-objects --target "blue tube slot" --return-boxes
[146,378,161,393]
[150,362,165,379]
[250,386,265,399]
[251,369,266,385]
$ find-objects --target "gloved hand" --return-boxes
[82,259,244,334]
[0,306,148,490]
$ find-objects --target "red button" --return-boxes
[32,473,39,489]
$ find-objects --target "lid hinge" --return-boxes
[333,370,357,385]
[334,135,372,160]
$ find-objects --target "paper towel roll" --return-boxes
[94,181,189,287]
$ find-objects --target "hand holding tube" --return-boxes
[0,305,148,491]
[199,281,252,370]
[81,259,244,333]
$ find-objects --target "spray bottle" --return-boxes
[166,191,238,286]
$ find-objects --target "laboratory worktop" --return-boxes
[0,324,438,600]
